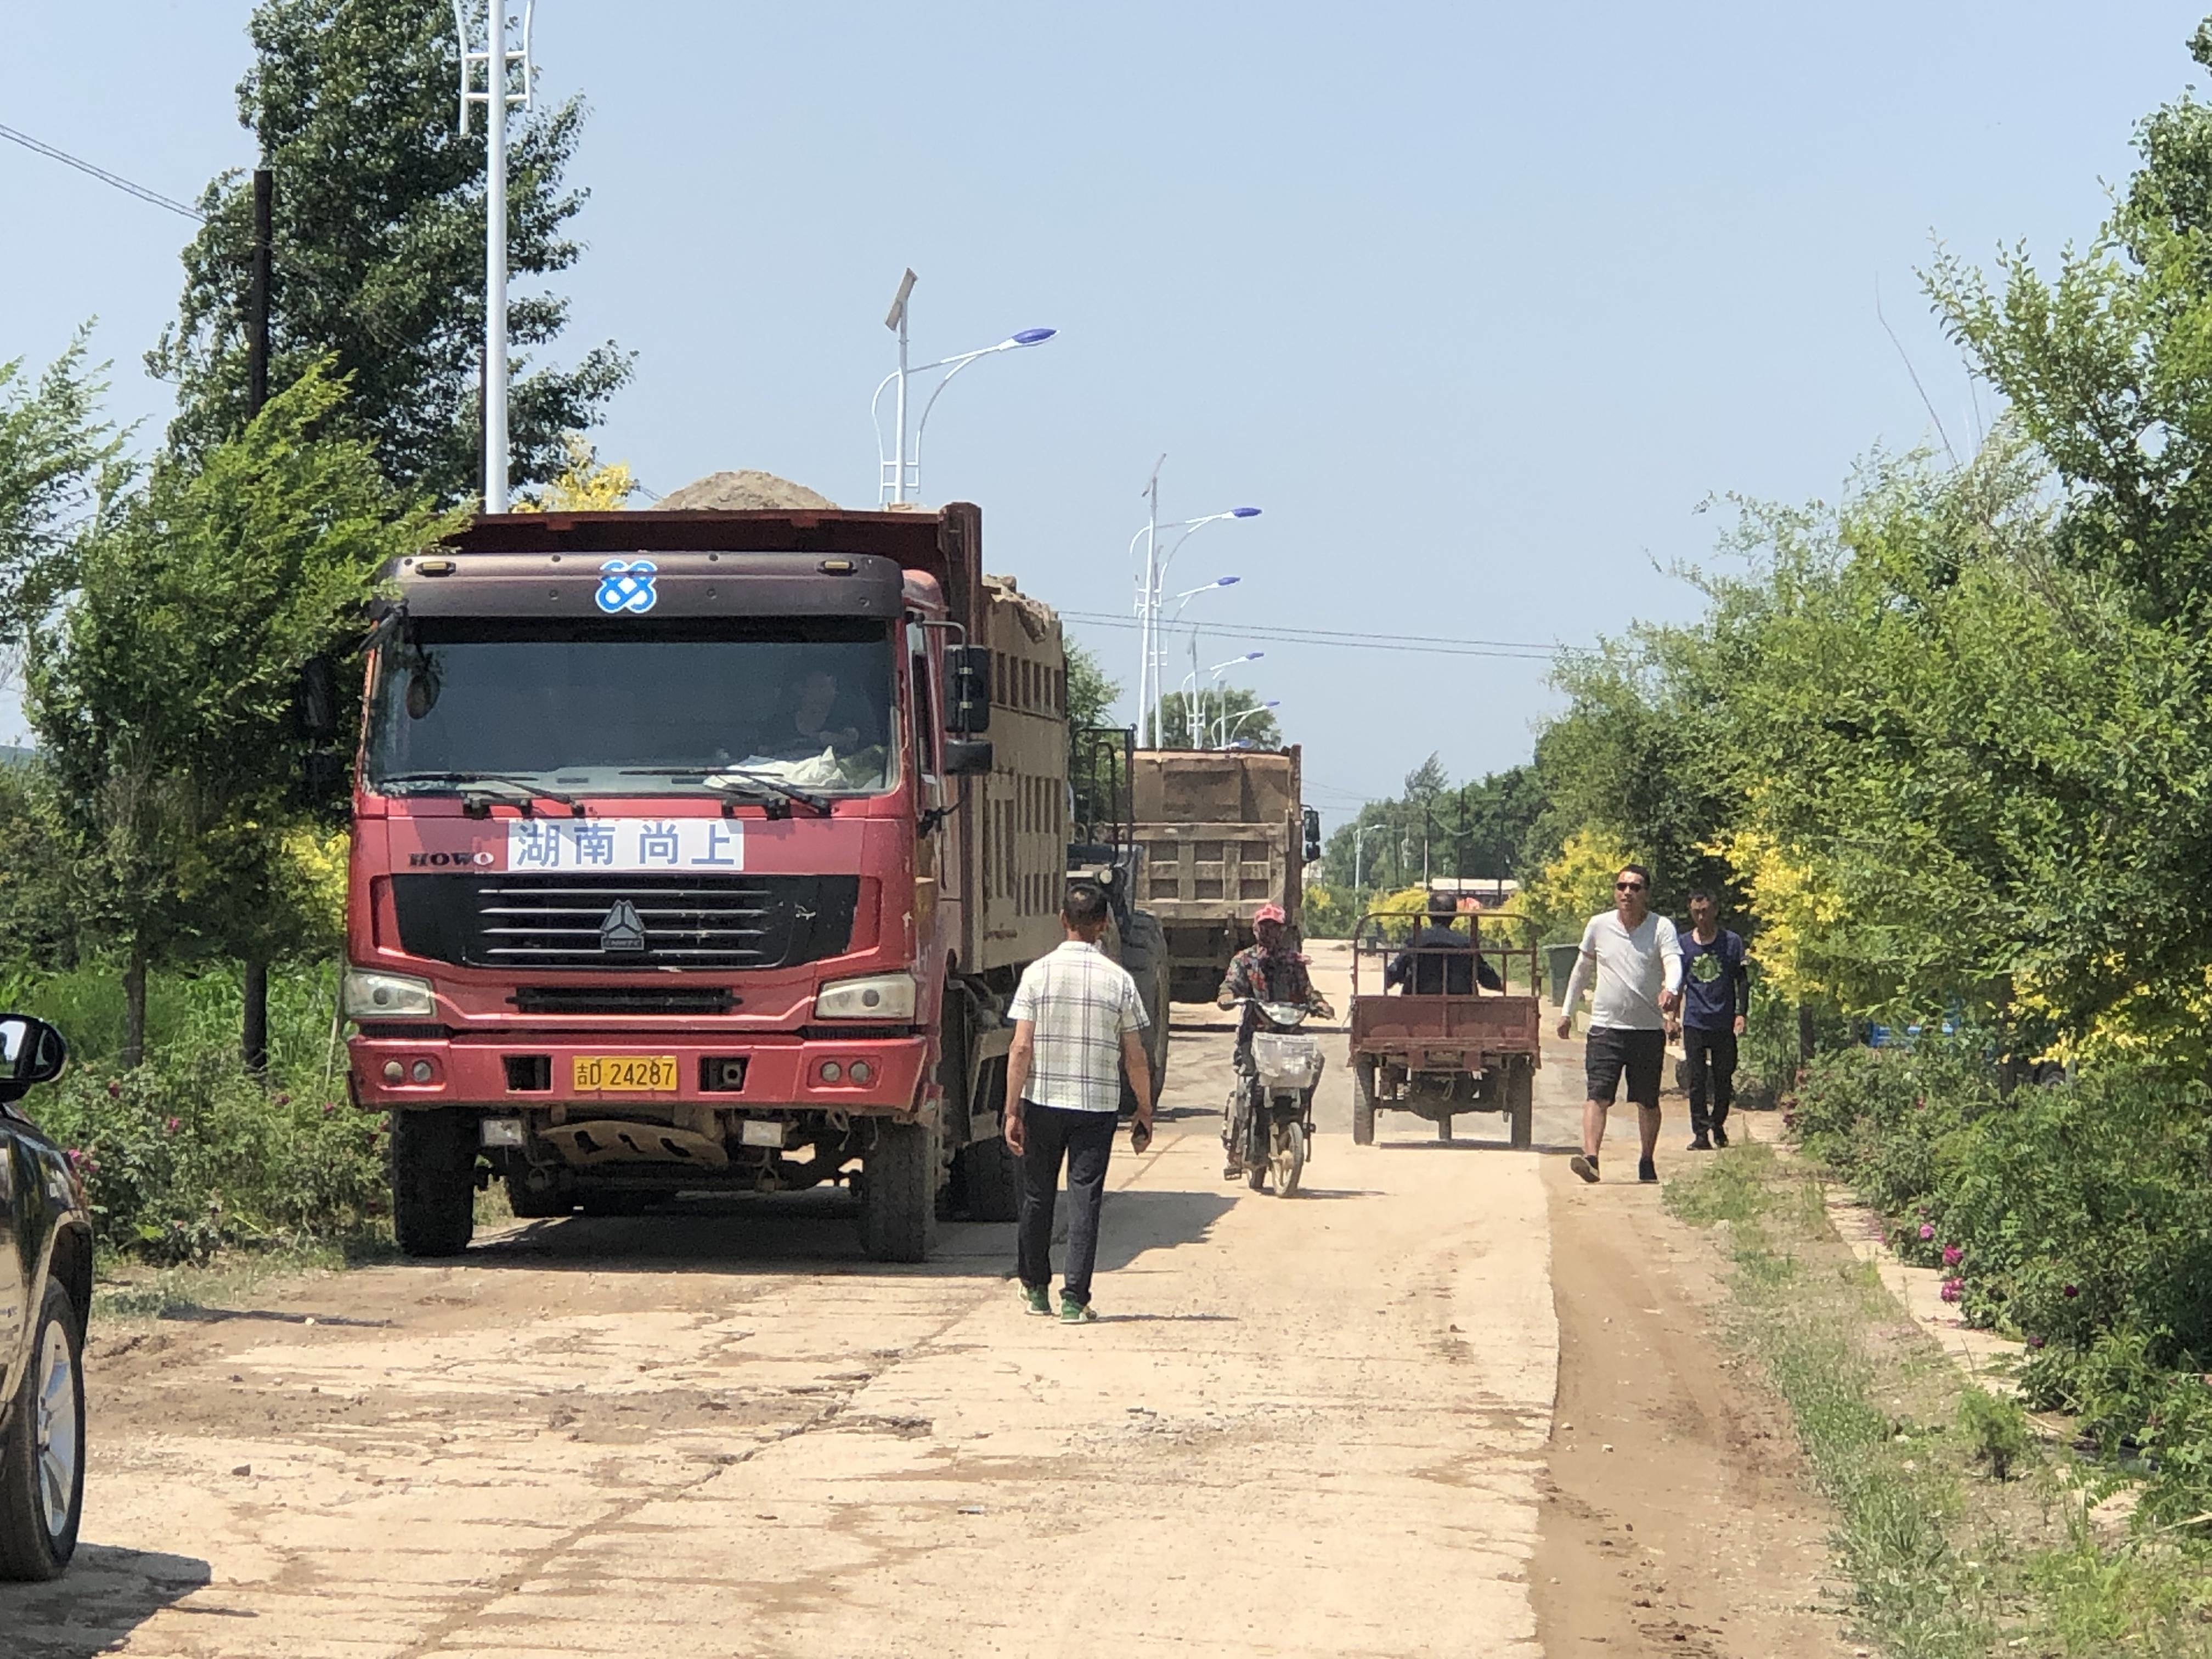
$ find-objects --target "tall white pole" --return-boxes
[482,3,510,512]
[893,304,910,505]
[1137,459,1162,746]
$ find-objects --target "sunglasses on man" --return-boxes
[1615,880,1646,892]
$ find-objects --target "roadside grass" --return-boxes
[1667,1143,2212,1659]
[92,1231,398,1324]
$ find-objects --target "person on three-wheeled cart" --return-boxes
[1217,902,1334,1182]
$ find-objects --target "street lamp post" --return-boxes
[1130,479,1260,746]
[873,269,1054,505]
[454,0,536,512]
[1212,699,1279,748]
[1177,651,1262,750]
[1353,823,1390,893]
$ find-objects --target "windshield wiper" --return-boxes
[618,766,833,817]
[374,771,584,812]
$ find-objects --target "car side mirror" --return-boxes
[947,645,991,735]
[295,655,339,741]
[943,738,994,777]
[1302,807,1323,866]
[0,1013,67,1104]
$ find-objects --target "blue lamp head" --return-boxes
[1215,575,1242,587]
[1243,651,1265,663]
[1010,328,1057,346]
[1262,699,1281,708]
[1229,506,1261,518]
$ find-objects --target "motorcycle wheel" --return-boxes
[1269,1119,1304,1197]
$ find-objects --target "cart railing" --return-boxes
[1350,909,1541,1000]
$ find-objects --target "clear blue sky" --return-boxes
[4,3,2203,825]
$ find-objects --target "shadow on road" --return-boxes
[0,1543,213,1659]
[1372,1137,1579,1155]
[442,1183,1238,1279]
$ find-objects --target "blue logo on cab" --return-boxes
[596,558,658,614]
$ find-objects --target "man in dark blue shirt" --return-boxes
[1386,896,1504,996]
[1676,889,1750,1150]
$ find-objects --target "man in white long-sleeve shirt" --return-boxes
[1555,864,1683,1184]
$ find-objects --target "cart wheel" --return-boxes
[1352,1057,1377,1147]
[1437,1113,1453,1143]
[1506,1057,1535,1150]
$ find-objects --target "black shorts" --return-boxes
[1585,1026,1665,1108]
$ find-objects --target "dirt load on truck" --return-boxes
[328,493,1161,1263]
[1132,747,1321,1002]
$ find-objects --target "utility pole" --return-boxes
[456,0,534,512]
[242,162,274,1073]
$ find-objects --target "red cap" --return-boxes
[1253,902,1287,926]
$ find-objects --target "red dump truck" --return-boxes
[323,502,1153,1262]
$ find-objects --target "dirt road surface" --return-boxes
[3,941,1847,1657]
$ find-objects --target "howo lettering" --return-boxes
[324,501,1165,1262]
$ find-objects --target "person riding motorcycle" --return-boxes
[1216,902,1334,1180]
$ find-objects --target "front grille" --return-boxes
[511,987,737,1015]
[392,873,857,972]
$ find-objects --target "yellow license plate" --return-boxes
[572,1055,678,1093]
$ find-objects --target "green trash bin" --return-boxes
[1545,942,1582,1009]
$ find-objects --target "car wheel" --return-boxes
[0,1278,84,1581]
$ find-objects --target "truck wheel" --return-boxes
[1437,1113,1453,1143]
[0,1279,84,1581]
[861,1120,939,1262]
[1352,1057,1377,1147]
[390,1108,476,1257]
[1506,1058,1535,1151]
[960,1133,1021,1223]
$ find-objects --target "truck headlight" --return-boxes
[342,968,437,1020]
[814,972,917,1022]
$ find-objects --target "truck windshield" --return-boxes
[365,617,899,798]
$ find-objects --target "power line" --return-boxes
[1058,609,1575,661]
[0,121,206,221]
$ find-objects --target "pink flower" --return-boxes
[163,1116,180,1135]
[106,1080,120,1098]
[2063,1285,2079,1299]
[275,1092,290,1106]
[1940,1278,1963,1303]
[1919,1223,1936,1241]
[1942,1245,1963,1267]
[2028,1335,2046,1350]
[321,1101,337,1116]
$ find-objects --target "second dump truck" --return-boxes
[326,499,1165,1263]
[1131,747,1322,1001]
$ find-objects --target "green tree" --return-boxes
[27,364,452,1063]
[149,0,631,503]
[1065,639,1119,732]
[0,335,125,652]
[1154,682,1283,749]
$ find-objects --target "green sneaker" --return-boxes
[1059,1296,1097,1324]
[1020,1284,1053,1317]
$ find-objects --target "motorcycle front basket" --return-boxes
[1252,1032,1324,1091]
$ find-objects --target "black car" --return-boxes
[0,1013,87,1580]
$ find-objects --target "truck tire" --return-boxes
[390,1108,476,1257]
[1120,910,1172,1101]
[960,1133,1021,1223]
[1352,1056,1377,1146]
[1506,1058,1535,1151]
[860,1120,938,1263]
[0,1279,84,1582]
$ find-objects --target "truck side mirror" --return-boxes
[947,645,991,735]
[0,1013,67,1103]
[300,750,349,801]
[295,656,338,741]
[1303,806,1323,866]
[943,738,994,777]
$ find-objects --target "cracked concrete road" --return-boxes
[2,941,1841,1657]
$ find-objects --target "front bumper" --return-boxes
[347,1031,929,1115]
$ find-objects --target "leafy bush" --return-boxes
[32,1046,385,1263]
[1956,1384,2034,1481]
[1791,1042,2212,1525]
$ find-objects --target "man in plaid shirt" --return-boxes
[1005,882,1155,1324]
